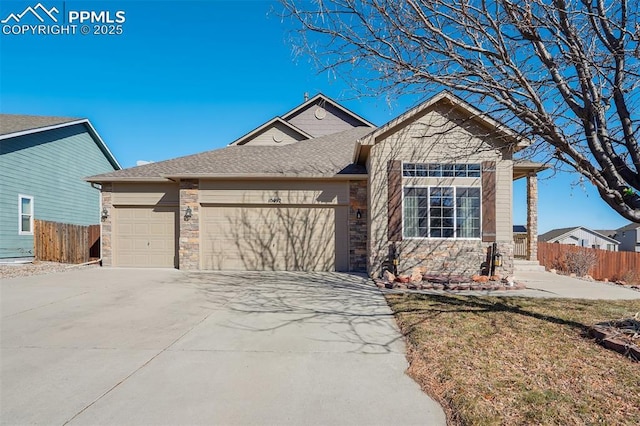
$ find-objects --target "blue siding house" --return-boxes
[0,115,120,260]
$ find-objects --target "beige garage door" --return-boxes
[201,206,347,271]
[113,206,177,268]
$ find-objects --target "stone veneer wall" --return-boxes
[179,179,200,270]
[396,239,515,277]
[348,180,367,272]
[527,173,538,261]
[100,183,113,266]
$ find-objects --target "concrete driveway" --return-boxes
[1,268,446,425]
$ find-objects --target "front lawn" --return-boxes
[386,294,640,425]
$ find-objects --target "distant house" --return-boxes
[539,226,619,251]
[614,223,640,252]
[0,115,120,260]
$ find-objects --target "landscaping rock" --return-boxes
[410,269,423,283]
[383,270,396,283]
[502,276,515,286]
[397,275,410,283]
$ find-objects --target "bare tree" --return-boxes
[281,0,640,221]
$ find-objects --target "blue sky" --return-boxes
[0,0,631,233]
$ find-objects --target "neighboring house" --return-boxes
[88,92,544,276]
[0,115,121,260]
[614,223,640,252]
[539,226,619,251]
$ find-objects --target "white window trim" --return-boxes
[18,194,34,235]
[401,184,482,240]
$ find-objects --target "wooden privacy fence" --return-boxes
[34,220,100,264]
[538,241,640,282]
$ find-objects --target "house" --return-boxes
[539,226,619,251]
[613,223,640,252]
[0,115,121,260]
[87,93,545,276]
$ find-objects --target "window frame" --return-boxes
[18,194,34,235]
[402,185,481,240]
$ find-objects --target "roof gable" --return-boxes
[230,93,375,146]
[354,92,529,164]
[540,226,620,244]
[282,93,375,132]
[229,118,311,146]
[0,114,121,170]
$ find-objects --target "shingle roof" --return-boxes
[595,229,616,238]
[0,114,80,136]
[539,226,619,244]
[539,227,579,242]
[616,222,640,232]
[88,126,373,181]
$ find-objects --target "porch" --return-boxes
[513,160,548,261]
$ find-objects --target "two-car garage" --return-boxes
[108,180,350,271]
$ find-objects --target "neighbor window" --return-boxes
[19,195,34,235]
[403,187,480,238]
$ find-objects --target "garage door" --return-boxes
[113,206,177,267]
[201,206,347,271]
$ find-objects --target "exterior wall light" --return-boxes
[101,207,109,221]
[356,209,362,219]
[184,206,192,221]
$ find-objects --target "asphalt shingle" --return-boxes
[0,114,80,136]
[88,127,373,181]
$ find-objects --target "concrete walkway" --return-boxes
[515,270,640,300]
[1,268,446,426]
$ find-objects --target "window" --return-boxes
[403,187,480,238]
[403,163,481,178]
[18,195,34,235]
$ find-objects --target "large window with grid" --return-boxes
[403,187,480,238]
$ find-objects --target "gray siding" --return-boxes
[548,229,619,251]
[238,121,307,146]
[287,102,366,137]
[614,228,638,252]
[0,124,117,258]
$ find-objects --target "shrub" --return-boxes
[565,250,597,277]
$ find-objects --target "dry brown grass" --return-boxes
[386,294,640,425]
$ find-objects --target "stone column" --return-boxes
[349,180,368,272]
[179,179,200,270]
[101,183,113,266]
[526,172,538,261]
